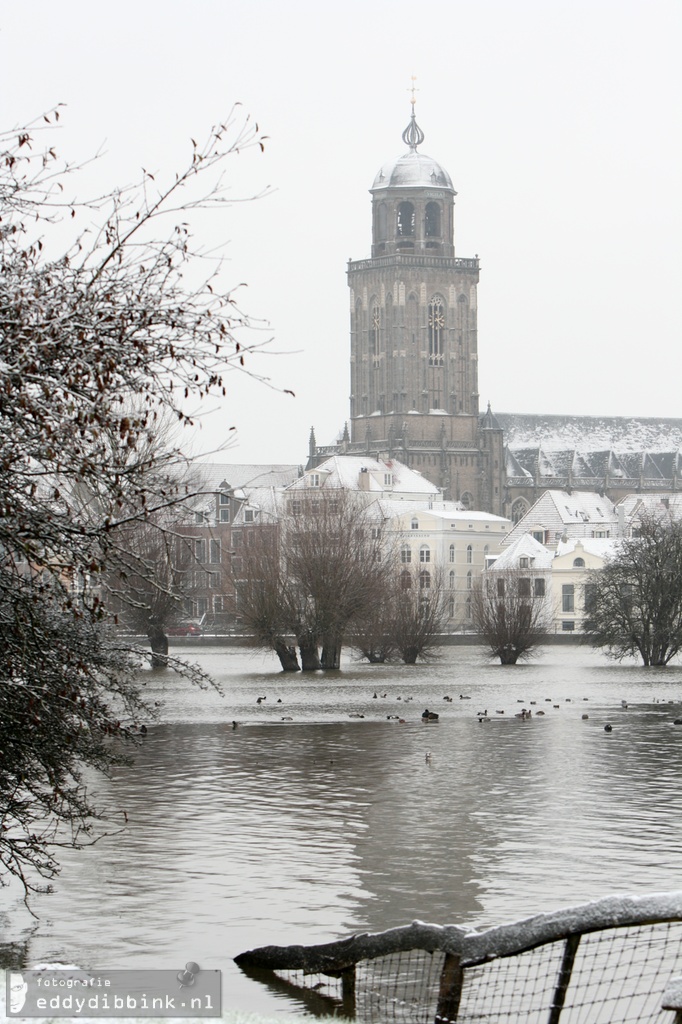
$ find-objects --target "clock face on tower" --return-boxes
[428,310,445,330]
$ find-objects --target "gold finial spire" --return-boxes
[408,74,419,108]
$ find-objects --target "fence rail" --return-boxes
[235,892,682,1022]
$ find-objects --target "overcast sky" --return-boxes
[2,1,680,465]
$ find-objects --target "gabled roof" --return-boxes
[488,533,554,571]
[503,490,617,548]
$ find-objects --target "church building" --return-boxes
[308,101,682,518]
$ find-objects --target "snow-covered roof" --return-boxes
[195,463,300,491]
[554,536,619,560]
[487,533,554,571]
[503,490,617,548]
[616,493,682,521]
[498,413,682,453]
[289,455,440,498]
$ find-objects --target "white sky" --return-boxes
[2,0,681,465]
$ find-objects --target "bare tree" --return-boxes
[234,524,302,671]
[0,107,270,896]
[236,492,388,670]
[472,569,550,664]
[584,513,682,666]
[389,564,448,665]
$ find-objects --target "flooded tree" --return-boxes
[472,569,550,664]
[236,492,388,670]
[584,513,682,666]
[0,107,269,895]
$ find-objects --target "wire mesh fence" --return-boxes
[235,893,682,1023]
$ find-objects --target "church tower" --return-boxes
[345,98,505,512]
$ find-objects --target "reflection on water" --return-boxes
[3,645,682,1017]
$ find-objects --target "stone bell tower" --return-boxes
[345,96,504,512]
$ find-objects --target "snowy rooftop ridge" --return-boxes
[498,412,682,453]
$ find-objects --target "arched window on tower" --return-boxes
[397,202,415,237]
[406,293,419,354]
[428,295,445,366]
[425,202,441,237]
[370,302,380,368]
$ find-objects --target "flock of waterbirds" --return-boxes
[233,691,682,732]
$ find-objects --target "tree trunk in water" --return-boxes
[321,638,342,670]
[402,647,419,665]
[363,650,386,664]
[499,649,519,665]
[298,636,321,671]
[148,624,169,668]
[273,638,301,672]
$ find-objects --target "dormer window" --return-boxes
[310,473,320,488]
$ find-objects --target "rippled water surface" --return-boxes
[3,643,682,1018]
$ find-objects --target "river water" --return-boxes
[3,643,682,1018]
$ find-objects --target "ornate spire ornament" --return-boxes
[402,75,425,151]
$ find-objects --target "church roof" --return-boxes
[497,412,682,452]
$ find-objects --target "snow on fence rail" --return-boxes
[235,892,682,1023]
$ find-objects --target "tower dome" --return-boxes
[371,109,454,193]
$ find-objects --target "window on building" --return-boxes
[419,545,430,563]
[511,499,529,524]
[449,543,455,563]
[208,572,221,589]
[210,539,221,564]
[419,570,431,590]
[466,570,473,590]
[213,596,223,613]
[400,570,412,590]
[562,584,575,613]
[584,583,597,614]
[449,570,455,590]
[466,545,473,564]
[573,557,585,567]
[310,473,320,488]
[400,544,411,564]
[384,472,393,486]
[518,577,531,597]
[534,578,546,598]
[448,597,455,619]
[244,509,255,523]
[195,539,206,563]
[370,304,380,366]
[197,598,208,617]
[219,507,230,523]
[219,492,230,505]
[232,532,242,548]
[497,578,505,597]
[519,556,529,569]
[411,517,419,530]
[428,295,445,366]
[562,620,575,631]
